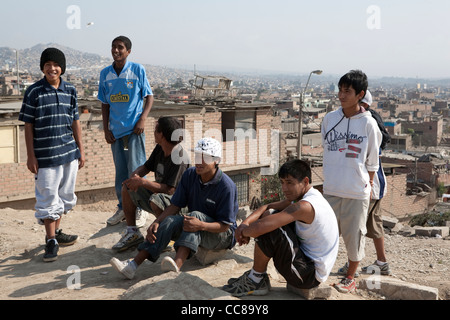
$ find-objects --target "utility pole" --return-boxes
[16,50,20,95]
[297,70,322,159]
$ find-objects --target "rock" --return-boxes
[195,247,229,266]
[415,227,449,238]
[287,283,333,300]
[398,225,415,236]
[120,272,236,300]
[390,222,403,233]
[358,278,439,300]
[382,216,399,229]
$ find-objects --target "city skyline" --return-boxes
[2,1,450,79]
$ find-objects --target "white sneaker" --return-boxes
[135,208,148,228]
[110,257,136,279]
[107,208,125,226]
[161,256,180,273]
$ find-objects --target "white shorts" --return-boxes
[324,195,369,262]
[35,159,79,224]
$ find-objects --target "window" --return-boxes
[0,125,19,164]
[229,173,249,205]
[222,109,256,141]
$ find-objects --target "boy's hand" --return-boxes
[123,174,142,192]
[27,156,39,174]
[104,129,116,144]
[183,216,203,232]
[146,221,159,243]
[78,153,85,169]
[133,118,145,135]
[235,223,250,246]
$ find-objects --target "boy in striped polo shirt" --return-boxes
[19,48,85,262]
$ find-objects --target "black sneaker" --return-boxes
[43,239,59,262]
[222,271,271,297]
[46,229,78,247]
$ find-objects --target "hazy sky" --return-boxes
[2,0,450,78]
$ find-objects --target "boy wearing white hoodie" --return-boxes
[321,70,382,293]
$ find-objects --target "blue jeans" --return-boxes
[111,133,146,209]
[138,211,234,262]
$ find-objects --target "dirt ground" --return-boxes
[0,194,449,301]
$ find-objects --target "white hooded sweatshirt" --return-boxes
[321,107,382,200]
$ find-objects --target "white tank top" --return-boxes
[295,187,339,283]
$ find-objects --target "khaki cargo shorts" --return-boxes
[324,195,369,262]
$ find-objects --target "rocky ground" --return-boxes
[0,198,449,301]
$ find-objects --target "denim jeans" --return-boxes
[138,211,234,262]
[111,133,146,209]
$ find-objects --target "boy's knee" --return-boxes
[261,208,277,218]
[149,201,162,217]
[187,211,204,219]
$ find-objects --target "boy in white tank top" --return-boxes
[222,160,339,297]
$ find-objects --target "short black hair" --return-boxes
[338,70,368,100]
[112,36,132,51]
[278,159,312,183]
[157,117,183,145]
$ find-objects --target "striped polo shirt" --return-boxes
[19,77,81,168]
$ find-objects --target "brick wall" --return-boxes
[0,107,279,205]
[308,166,432,221]
[381,173,431,220]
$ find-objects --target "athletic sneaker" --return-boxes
[107,208,125,226]
[337,262,359,278]
[227,270,272,290]
[112,230,144,252]
[45,229,78,246]
[161,256,180,273]
[227,270,251,285]
[162,240,175,253]
[135,208,148,228]
[43,239,59,262]
[334,277,356,293]
[361,261,392,275]
[222,271,270,297]
[110,258,136,280]
[226,269,272,289]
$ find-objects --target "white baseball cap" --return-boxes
[194,137,222,160]
[361,89,373,106]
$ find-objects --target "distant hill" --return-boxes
[2,44,450,87]
[0,43,110,75]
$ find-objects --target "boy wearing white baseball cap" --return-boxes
[110,137,238,278]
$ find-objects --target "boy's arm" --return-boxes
[101,103,115,144]
[133,95,154,135]
[240,200,314,239]
[235,199,292,245]
[183,216,230,234]
[241,199,291,226]
[368,171,375,185]
[124,174,175,195]
[24,123,38,174]
[72,119,85,169]
[147,204,181,243]
[365,120,382,173]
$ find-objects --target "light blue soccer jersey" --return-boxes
[98,61,153,139]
